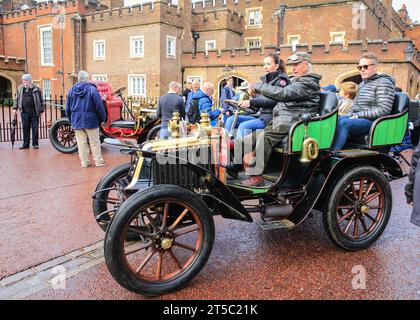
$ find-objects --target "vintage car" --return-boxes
[48,81,161,154]
[92,91,410,296]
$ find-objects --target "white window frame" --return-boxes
[246,37,261,49]
[287,34,301,51]
[93,40,106,61]
[330,31,346,44]
[186,76,202,87]
[205,40,216,54]
[43,79,51,99]
[128,74,146,97]
[92,74,108,82]
[246,8,262,28]
[39,25,53,66]
[130,36,144,58]
[166,35,176,59]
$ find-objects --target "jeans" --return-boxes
[160,126,170,140]
[21,112,39,147]
[225,115,266,139]
[332,116,373,150]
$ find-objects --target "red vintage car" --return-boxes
[49,81,161,153]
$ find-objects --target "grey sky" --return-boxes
[392,0,420,23]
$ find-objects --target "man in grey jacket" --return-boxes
[12,74,45,149]
[331,52,395,150]
[241,52,321,186]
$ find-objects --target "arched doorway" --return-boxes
[335,70,362,87]
[217,75,247,107]
[0,75,13,99]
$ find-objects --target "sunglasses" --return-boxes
[357,64,376,71]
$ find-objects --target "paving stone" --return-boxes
[11,283,48,300]
[32,256,72,273]
[65,258,105,279]
[61,257,92,271]
[66,241,103,258]
[0,277,43,300]
[0,269,35,287]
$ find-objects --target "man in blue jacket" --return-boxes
[65,70,107,168]
[192,82,220,126]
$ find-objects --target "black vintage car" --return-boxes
[92,91,411,296]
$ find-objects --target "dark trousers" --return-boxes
[21,112,39,147]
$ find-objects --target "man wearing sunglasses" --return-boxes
[332,52,395,150]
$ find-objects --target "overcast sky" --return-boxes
[392,0,420,23]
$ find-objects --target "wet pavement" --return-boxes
[0,140,419,300]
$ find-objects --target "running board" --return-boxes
[257,219,295,230]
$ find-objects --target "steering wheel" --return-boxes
[111,87,126,96]
[224,99,254,114]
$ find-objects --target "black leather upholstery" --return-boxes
[110,120,136,129]
[391,92,410,114]
[318,91,339,115]
[275,92,338,151]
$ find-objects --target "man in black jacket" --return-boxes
[156,81,185,139]
[405,141,420,227]
[241,52,321,186]
[12,74,45,149]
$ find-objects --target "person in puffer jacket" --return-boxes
[192,82,220,126]
[332,52,395,150]
[225,53,289,139]
[405,141,420,227]
[66,70,107,168]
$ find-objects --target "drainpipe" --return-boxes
[278,5,286,47]
[23,22,28,73]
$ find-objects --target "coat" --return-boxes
[350,74,395,120]
[254,72,321,127]
[192,89,221,126]
[13,84,45,117]
[405,142,420,227]
[65,81,106,130]
[250,70,290,125]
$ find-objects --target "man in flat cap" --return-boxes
[13,74,45,149]
[240,52,322,186]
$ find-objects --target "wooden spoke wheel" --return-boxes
[323,166,392,251]
[92,162,131,232]
[49,118,78,154]
[104,185,214,296]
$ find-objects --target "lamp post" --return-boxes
[192,32,200,55]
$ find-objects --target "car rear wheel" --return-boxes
[49,118,78,154]
[104,185,215,296]
[323,166,392,251]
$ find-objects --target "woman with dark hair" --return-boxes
[225,53,289,139]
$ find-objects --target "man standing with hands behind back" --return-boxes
[66,70,107,168]
[13,74,45,149]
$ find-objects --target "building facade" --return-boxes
[0,0,418,102]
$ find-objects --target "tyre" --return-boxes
[146,125,161,141]
[49,118,78,154]
[92,162,131,232]
[104,185,215,296]
[323,166,392,251]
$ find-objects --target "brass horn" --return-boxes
[300,114,319,163]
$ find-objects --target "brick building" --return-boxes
[0,0,418,101]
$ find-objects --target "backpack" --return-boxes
[187,98,200,124]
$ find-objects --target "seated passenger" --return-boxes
[331,52,395,150]
[337,81,358,116]
[225,54,289,139]
[192,82,221,126]
[241,52,322,186]
[233,81,250,101]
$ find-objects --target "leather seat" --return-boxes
[346,92,410,147]
[274,92,338,152]
[110,120,136,129]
